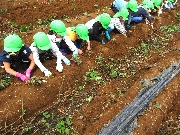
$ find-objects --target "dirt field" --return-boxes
[0,0,180,134]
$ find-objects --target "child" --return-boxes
[67,24,91,52]
[85,13,111,45]
[107,8,129,37]
[126,0,154,28]
[48,20,79,56]
[0,34,35,82]
[151,0,163,15]
[111,0,128,14]
[30,32,70,76]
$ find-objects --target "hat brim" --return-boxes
[102,24,108,29]
[132,8,138,12]
[38,43,51,50]
[57,31,67,36]
[80,35,89,40]
[113,12,121,18]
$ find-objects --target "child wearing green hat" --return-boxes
[30,32,70,76]
[48,20,79,57]
[66,24,91,53]
[107,8,129,37]
[85,13,111,45]
[0,34,35,82]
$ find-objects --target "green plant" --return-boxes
[175,12,180,22]
[36,19,43,27]
[116,88,124,97]
[64,15,71,23]
[83,12,90,17]
[26,76,46,86]
[0,78,12,90]
[7,21,18,28]
[94,4,98,7]
[0,9,7,14]
[71,3,76,10]
[131,70,136,75]
[86,95,93,103]
[20,25,28,32]
[28,23,33,30]
[56,117,72,134]
[71,55,82,65]
[21,98,26,116]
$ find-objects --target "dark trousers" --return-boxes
[111,4,119,14]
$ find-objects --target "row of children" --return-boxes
[0,0,177,82]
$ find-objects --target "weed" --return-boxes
[86,95,93,104]
[36,19,43,27]
[20,25,28,32]
[94,4,98,8]
[70,55,82,65]
[175,12,180,22]
[71,3,76,10]
[83,12,91,17]
[64,15,71,23]
[56,117,72,134]
[26,76,46,86]
[7,21,18,28]
[0,9,7,14]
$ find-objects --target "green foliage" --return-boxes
[0,9,7,14]
[7,21,18,28]
[20,25,28,32]
[175,12,180,22]
[56,117,72,134]
[26,76,46,86]
[0,78,12,90]
[71,3,76,10]
[71,55,82,65]
[83,12,91,17]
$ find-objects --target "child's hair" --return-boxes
[48,30,54,35]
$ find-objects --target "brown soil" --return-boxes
[0,0,180,135]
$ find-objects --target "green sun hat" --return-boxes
[96,13,111,29]
[126,0,138,12]
[113,8,129,20]
[142,0,151,4]
[167,0,174,2]
[50,20,67,36]
[4,34,23,52]
[152,0,162,8]
[143,1,154,9]
[72,24,89,40]
[33,32,51,50]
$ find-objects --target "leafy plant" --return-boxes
[71,3,76,10]
[26,76,46,86]
[175,12,180,22]
[36,19,43,27]
[20,25,28,32]
[0,73,13,90]
[0,9,7,14]
[7,21,18,28]
[64,15,71,23]
[83,12,90,17]
[56,117,72,134]
[71,55,82,65]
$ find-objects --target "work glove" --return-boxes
[16,72,29,82]
[62,57,71,65]
[43,70,52,77]
[72,49,78,57]
[26,68,32,78]
[105,30,111,40]
[56,64,63,73]
[101,40,105,45]
[126,24,131,29]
